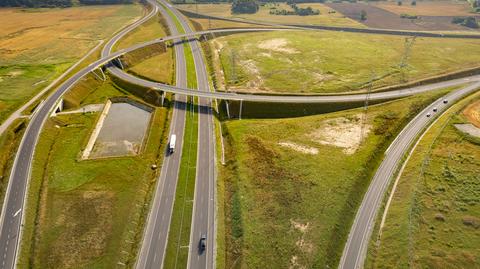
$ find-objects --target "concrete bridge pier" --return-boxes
[92,68,106,81]
[239,99,243,120]
[225,100,231,119]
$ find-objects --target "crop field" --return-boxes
[178,3,363,28]
[18,81,170,268]
[368,92,480,269]
[376,1,474,17]
[326,2,480,31]
[218,87,455,269]
[0,5,143,125]
[212,31,480,94]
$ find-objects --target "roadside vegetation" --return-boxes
[115,13,175,84]
[212,31,480,94]
[18,78,171,268]
[0,5,142,125]
[218,87,458,269]
[368,92,480,269]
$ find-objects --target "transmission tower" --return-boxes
[361,71,374,142]
[230,50,237,84]
[399,36,416,83]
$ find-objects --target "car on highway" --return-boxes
[199,234,206,253]
[169,134,176,154]
[433,107,438,112]
[443,99,448,104]
[426,113,431,117]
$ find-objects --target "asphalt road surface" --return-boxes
[0,2,478,268]
[339,81,480,269]
[133,1,189,269]
[164,5,217,269]
[0,5,163,268]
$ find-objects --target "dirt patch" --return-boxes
[326,2,478,31]
[454,124,480,138]
[290,220,313,268]
[278,142,318,155]
[310,115,370,155]
[463,99,480,128]
[258,38,299,54]
[240,59,264,89]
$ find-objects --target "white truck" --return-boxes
[169,134,176,154]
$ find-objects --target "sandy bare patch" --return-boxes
[240,59,264,89]
[260,52,272,58]
[279,142,318,155]
[291,220,309,233]
[311,115,370,155]
[455,124,480,138]
[463,100,480,128]
[312,72,335,83]
[258,38,299,54]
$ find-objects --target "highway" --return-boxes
[0,1,479,268]
[165,4,217,269]
[133,1,189,269]
[339,81,480,269]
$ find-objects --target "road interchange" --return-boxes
[0,2,479,269]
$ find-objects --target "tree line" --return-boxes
[0,0,133,8]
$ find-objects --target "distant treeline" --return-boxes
[0,0,133,7]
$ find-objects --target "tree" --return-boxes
[231,0,259,14]
[360,10,367,21]
[397,1,402,6]
[411,0,416,6]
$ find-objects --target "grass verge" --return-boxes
[218,87,457,269]
[18,80,170,268]
[368,91,480,269]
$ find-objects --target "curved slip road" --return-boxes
[339,81,480,269]
[1,3,479,269]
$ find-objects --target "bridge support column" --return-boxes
[92,68,106,81]
[225,101,230,119]
[160,91,165,107]
[116,58,124,70]
[239,99,243,120]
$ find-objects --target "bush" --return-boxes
[452,16,479,28]
[400,13,418,19]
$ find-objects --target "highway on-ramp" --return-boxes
[339,81,480,269]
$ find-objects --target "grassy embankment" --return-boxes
[218,86,460,269]
[367,92,480,269]
[0,5,143,124]
[213,31,480,94]
[18,76,171,268]
[178,3,363,28]
[163,6,201,268]
[114,12,175,85]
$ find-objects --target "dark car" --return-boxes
[199,235,206,253]
[443,99,448,104]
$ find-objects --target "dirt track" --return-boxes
[325,3,480,31]
[463,99,480,128]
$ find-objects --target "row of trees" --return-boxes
[0,0,132,7]
[270,2,319,16]
[231,0,258,14]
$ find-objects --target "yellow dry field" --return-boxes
[376,1,474,16]
[0,5,142,124]
[463,99,480,128]
[0,6,143,63]
[178,3,364,28]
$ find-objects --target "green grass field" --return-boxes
[218,87,457,269]
[213,31,480,94]
[368,92,480,269]
[0,5,143,125]
[18,80,170,268]
[179,3,363,28]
